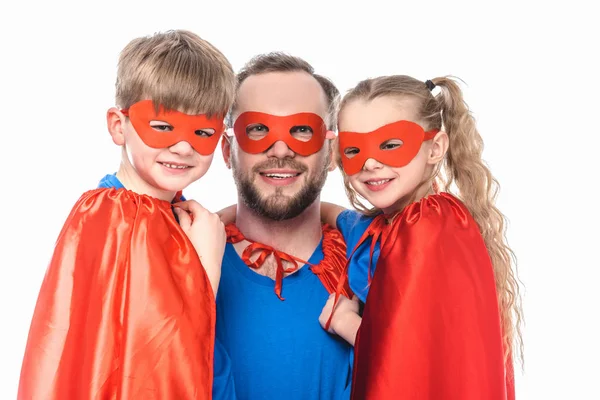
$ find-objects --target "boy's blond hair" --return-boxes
[116,30,235,117]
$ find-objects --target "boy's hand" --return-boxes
[216,204,237,225]
[319,293,362,346]
[174,200,226,296]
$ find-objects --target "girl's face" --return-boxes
[338,96,442,214]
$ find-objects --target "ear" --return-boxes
[107,107,126,146]
[325,130,336,140]
[221,133,233,169]
[428,130,449,164]
[327,136,339,172]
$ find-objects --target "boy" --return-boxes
[18,30,235,400]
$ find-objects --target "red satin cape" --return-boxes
[351,193,514,400]
[18,188,215,400]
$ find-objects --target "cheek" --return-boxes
[196,154,214,173]
[125,130,157,163]
[306,149,329,171]
[393,156,428,183]
[348,175,365,194]
[232,147,258,168]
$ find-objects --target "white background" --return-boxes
[1,0,598,398]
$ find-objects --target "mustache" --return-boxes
[252,158,308,173]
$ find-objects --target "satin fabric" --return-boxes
[351,193,513,400]
[225,223,353,300]
[18,188,215,400]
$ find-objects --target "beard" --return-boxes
[231,155,328,221]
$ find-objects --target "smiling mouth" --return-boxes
[159,162,191,169]
[259,172,302,179]
[365,178,392,186]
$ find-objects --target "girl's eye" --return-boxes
[344,147,360,158]
[380,139,403,150]
[195,129,215,137]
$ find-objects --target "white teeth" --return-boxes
[265,173,296,179]
[162,163,188,169]
[366,179,391,186]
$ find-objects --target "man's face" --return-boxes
[224,71,334,221]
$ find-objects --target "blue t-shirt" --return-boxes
[216,240,353,400]
[98,173,125,190]
[335,210,381,304]
[97,173,236,400]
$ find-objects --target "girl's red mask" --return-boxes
[121,100,226,155]
[233,112,327,156]
[339,120,439,175]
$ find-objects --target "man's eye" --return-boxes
[290,125,313,142]
[246,124,269,134]
[290,126,313,134]
[246,124,269,140]
[150,121,173,132]
[195,129,215,137]
[380,139,403,150]
[344,147,360,158]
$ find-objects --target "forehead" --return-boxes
[235,71,328,119]
[339,96,421,133]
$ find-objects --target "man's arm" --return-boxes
[321,201,347,228]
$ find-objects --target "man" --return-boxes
[214,52,353,400]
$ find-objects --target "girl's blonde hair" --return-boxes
[337,75,523,365]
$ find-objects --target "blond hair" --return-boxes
[338,75,524,366]
[116,30,235,116]
[227,52,340,130]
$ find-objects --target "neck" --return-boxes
[116,148,176,202]
[235,196,323,256]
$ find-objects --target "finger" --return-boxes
[174,200,207,215]
[174,207,191,230]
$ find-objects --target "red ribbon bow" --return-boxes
[225,223,353,301]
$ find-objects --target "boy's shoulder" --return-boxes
[97,173,124,190]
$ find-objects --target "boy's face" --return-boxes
[120,112,215,194]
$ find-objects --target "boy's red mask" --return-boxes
[121,100,226,155]
[339,120,439,175]
[233,112,328,156]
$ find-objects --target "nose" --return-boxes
[265,140,295,159]
[169,141,195,156]
[363,158,383,171]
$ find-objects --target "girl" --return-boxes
[319,75,523,400]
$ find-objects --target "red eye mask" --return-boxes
[121,100,226,155]
[339,120,439,175]
[233,112,327,156]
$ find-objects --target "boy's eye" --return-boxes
[343,147,360,158]
[195,128,215,137]
[380,139,403,150]
[150,120,173,132]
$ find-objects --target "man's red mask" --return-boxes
[233,112,327,156]
[339,120,439,175]
[121,100,226,155]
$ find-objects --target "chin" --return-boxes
[154,178,190,193]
